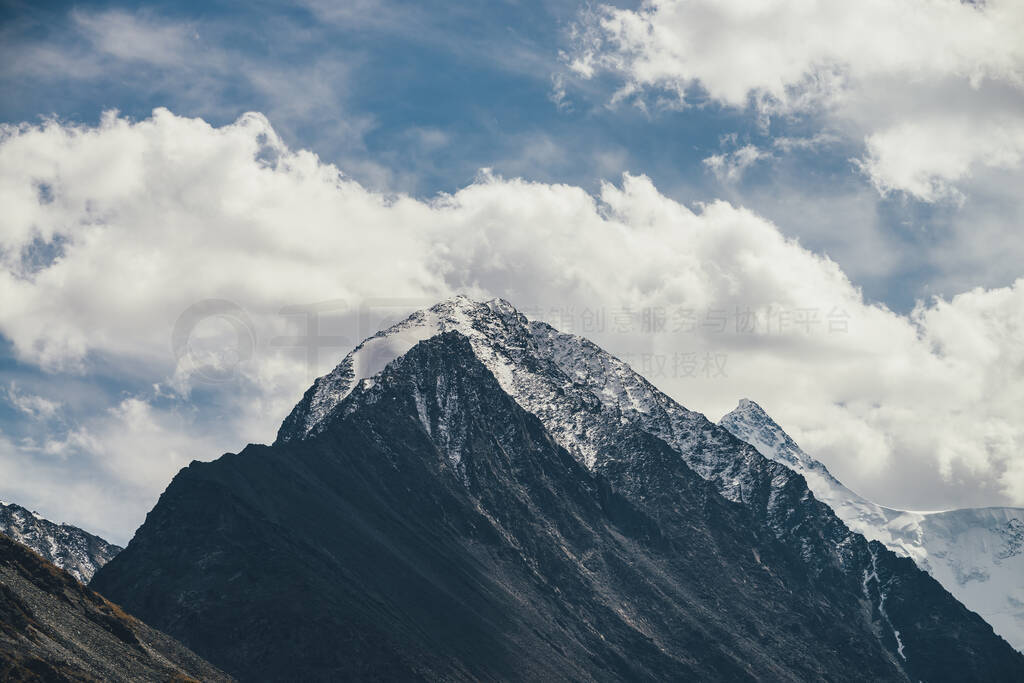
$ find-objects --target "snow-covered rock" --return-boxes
[720,398,1024,653]
[0,500,121,583]
[283,296,733,479]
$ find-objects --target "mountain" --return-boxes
[0,532,230,681]
[92,297,1024,681]
[0,500,121,583]
[720,398,1024,653]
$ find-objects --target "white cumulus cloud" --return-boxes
[858,116,1024,203]
[4,383,60,419]
[703,144,770,182]
[569,0,1024,202]
[0,109,1022,539]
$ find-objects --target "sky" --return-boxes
[0,0,1022,544]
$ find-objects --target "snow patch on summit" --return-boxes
[287,297,521,441]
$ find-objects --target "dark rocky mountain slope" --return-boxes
[92,298,1024,682]
[0,533,229,682]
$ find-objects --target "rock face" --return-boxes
[0,501,121,584]
[721,398,1024,653]
[0,533,230,682]
[93,297,1024,681]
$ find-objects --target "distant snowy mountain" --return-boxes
[96,296,1024,681]
[0,500,121,583]
[720,398,1024,653]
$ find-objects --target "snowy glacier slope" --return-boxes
[720,399,1024,653]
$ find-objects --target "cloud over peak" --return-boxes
[1,108,1022,538]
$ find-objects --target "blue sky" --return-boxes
[2,0,1023,542]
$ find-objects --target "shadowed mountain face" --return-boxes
[720,398,1024,654]
[0,533,229,682]
[92,299,1024,681]
[1,501,121,584]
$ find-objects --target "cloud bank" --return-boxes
[570,0,1024,202]
[0,109,1021,541]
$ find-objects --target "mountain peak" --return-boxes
[731,397,770,419]
[101,297,1024,679]
[0,500,122,583]
[720,398,808,469]
[735,396,762,411]
[276,295,709,471]
[275,296,530,444]
[720,401,1024,653]
[426,294,518,317]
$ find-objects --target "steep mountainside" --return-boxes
[721,398,1024,653]
[0,501,121,583]
[93,297,1024,681]
[0,533,229,682]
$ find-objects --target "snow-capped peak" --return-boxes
[275,295,1024,662]
[279,296,719,472]
[719,400,1024,653]
[0,500,121,583]
[720,398,870,500]
[279,296,528,442]
[722,398,812,469]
